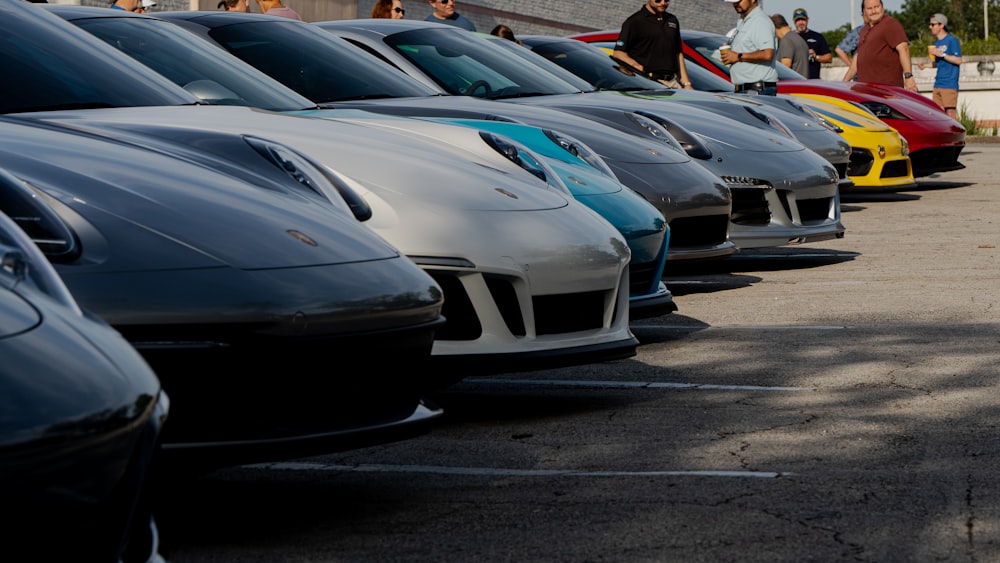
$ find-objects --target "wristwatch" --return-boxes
[903,72,913,79]
[737,52,744,62]
[681,81,692,86]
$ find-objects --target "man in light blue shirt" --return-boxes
[718,0,778,95]
[424,0,476,31]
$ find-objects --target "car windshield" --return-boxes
[521,38,667,91]
[198,19,437,103]
[70,15,317,111]
[380,28,582,99]
[0,5,195,114]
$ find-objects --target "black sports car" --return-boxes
[0,171,169,562]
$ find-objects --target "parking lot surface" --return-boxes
[159,144,1000,562]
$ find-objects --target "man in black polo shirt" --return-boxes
[613,0,694,89]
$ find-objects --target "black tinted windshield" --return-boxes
[192,18,436,103]
[519,37,663,92]
[380,28,582,99]
[0,2,195,114]
[67,14,316,111]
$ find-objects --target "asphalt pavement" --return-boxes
[157,143,1000,562]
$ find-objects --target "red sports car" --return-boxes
[571,29,966,177]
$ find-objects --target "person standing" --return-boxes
[256,0,301,19]
[613,0,694,89]
[835,11,869,68]
[424,0,476,31]
[772,13,809,77]
[371,0,405,18]
[217,0,249,11]
[719,0,778,95]
[918,13,962,119]
[844,0,918,92]
[108,0,143,12]
[792,8,832,78]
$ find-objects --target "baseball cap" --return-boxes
[721,0,739,3]
[141,0,156,7]
[931,13,948,27]
[793,8,808,21]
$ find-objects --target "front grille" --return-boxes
[428,273,482,341]
[848,148,874,176]
[629,259,659,297]
[485,276,525,337]
[668,214,730,248]
[880,160,910,179]
[797,197,833,223]
[730,188,771,226]
[834,161,849,180]
[910,146,965,176]
[533,290,605,335]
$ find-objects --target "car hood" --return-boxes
[22,106,575,213]
[0,116,404,271]
[517,92,809,154]
[326,96,697,166]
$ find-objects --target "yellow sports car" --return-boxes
[792,94,916,191]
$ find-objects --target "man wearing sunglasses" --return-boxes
[613,0,693,89]
[424,0,476,31]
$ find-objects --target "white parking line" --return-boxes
[462,379,815,391]
[247,462,793,479]
[633,324,847,330]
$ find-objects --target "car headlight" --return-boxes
[900,135,909,157]
[244,135,372,222]
[625,111,687,153]
[859,102,909,120]
[743,106,796,138]
[479,131,570,193]
[793,103,843,133]
[0,171,82,313]
[634,111,713,160]
[542,129,619,180]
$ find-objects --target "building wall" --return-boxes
[77,0,736,37]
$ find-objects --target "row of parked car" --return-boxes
[0,1,965,560]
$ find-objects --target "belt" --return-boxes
[735,81,777,92]
[646,72,676,81]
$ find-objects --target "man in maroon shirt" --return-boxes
[844,0,917,91]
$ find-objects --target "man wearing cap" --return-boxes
[844,0,918,92]
[613,0,694,89]
[718,0,778,95]
[792,8,831,78]
[919,13,962,119]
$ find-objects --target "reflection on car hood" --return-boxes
[0,116,403,271]
[520,93,808,154]
[24,106,575,213]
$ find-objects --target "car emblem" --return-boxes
[286,230,318,246]
[495,188,519,199]
[877,145,886,159]
[566,176,586,186]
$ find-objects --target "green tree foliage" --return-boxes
[822,1,1000,56]
[895,0,1000,46]
[823,23,853,52]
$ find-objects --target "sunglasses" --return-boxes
[393,6,405,12]
[929,22,942,27]
[651,0,668,3]
[436,0,453,4]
